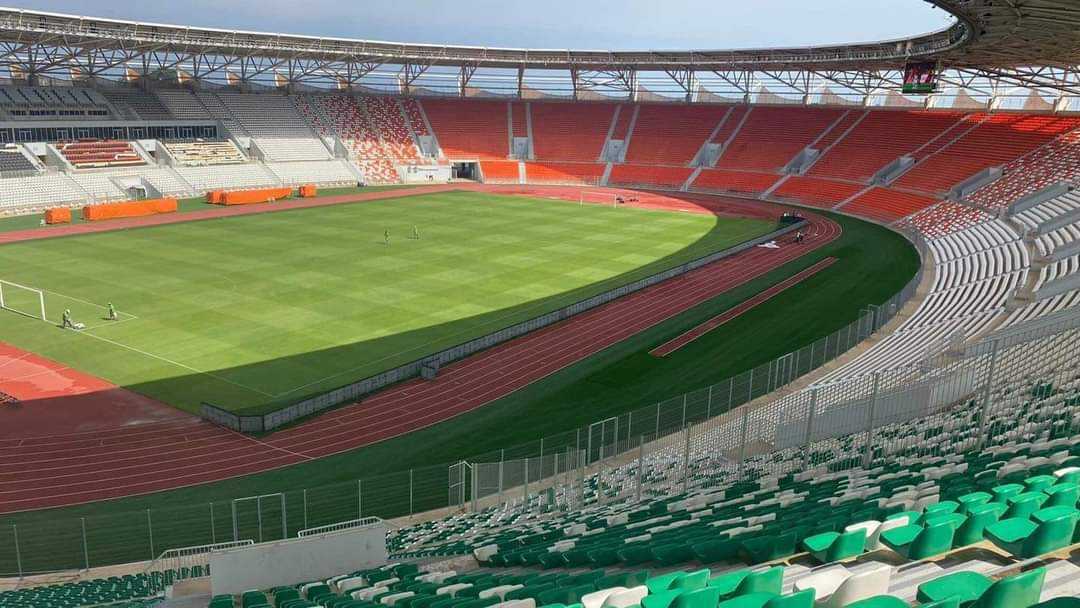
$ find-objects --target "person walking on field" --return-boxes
[107,302,118,321]
[384,228,391,246]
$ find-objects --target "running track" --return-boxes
[0,186,839,513]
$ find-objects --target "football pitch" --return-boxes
[0,191,775,414]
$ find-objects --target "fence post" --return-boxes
[682,424,692,494]
[409,469,415,517]
[655,402,661,437]
[523,457,530,506]
[802,388,819,469]
[747,368,754,403]
[863,373,881,468]
[976,339,1001,450]
[498,451,505,499]
[12,524,22,579]
[210,503,216,544]
[302,490,308,530]
[147,509,155,560]
[358,479,363,519]
[471,466,479,513]
[636,436,644,503]
[706,385,713,419]
[737,408,750,480]
[681,394,687,428]
[81,517,89,570]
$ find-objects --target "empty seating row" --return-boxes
[163,140,247,166]
[0,144,38,174]
[57,139,145,169]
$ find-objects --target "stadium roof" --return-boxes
[0,1,1078,99]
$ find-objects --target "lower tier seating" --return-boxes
[608,165,693,189]
[770,177,865,209]
[689,170,779,197]
[525,162,605,185]
[841,188,939,224]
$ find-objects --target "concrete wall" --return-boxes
[209,523,387,595]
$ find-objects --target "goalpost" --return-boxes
[580,190,619,208]
[0,279,46,321]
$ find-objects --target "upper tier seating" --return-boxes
[401,98,430,137]
[181,91,332,161]
[689,169,780,196]
[57,140,145,169]
[841,187,939,224]
[623,105,731,166]
[0,86,112,120]
[525,162,605,185]
[293,94,415,184]
[608,164,694,189]
[422,99,509,160]
[807,111,963,182]
[0,144,37,174]
[530,102,616,162]
[894,114,1080,195]
[770,177,865,209]
[155,90,213,120]
[967,128,1080,212]
[716,107,844,172]
[162,140,246,166]
[901,202,993,240]
[100,87,174,120]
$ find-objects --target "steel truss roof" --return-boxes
[0,1,1077,100]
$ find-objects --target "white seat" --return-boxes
[1054,466,1080,478]
[382,592,415,606]
[794,563,891,608]
[436,584,472,598]
[601,586,649,608]
[581,587,627,608]
[338,577,366,594]
[844,521,883,551]
[480,585,523,601]
[493,601,536,608]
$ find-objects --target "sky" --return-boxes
[5,0,952,51]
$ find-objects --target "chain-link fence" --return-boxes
[0,251,932,576]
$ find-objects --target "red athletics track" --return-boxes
[0,186,839,513]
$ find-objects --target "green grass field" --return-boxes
[0,202,919,574]
[0,190,774,413]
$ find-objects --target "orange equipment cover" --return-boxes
[82,198,178,221]
[219,187,293,205]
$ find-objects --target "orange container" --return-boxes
[219,187,293,205]
[298,184,317,198]
[44,208,72,224]
[206,190,224,204]
[82,198,178,221]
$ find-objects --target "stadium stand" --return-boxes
[689,169,780,197]
[525,161,605,185]
[893,114,1080,195]
[174,162,281,193]
[210,92,333,161]
[56,139,145,169]
[479,160,521,184]
[901,201,993,240]
[0,172,88,213]
[769,176,866,209]
[806,111,963,182]
[0,85,112,120]
[100,87,174,120]
[0,143,38,174]
[622,105,730,166]
[530,102,616,162]
[162,140,246,166]
[967,128,1080,212]
[265,159,358,186]
[841,187,940,224]
[362,96,424,164]
[608,164,694,189]
[155,89,214,121]
[716,107,844,172]
[294,94,400,184]
[422,99,509,160]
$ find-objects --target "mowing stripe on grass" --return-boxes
[650,257,839,357]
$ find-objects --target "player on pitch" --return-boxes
[411,225,420,240]
[384,228,391,246]
[107,302,118,321]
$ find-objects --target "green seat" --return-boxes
[653,543,696,567]
[718,592,775,608]
[985,511,1079,558]
[1043,483,1080,509]
[641,590,684,608]
[880,522,957,559]
[1031,599,1080,608]
[953,503,1006,547]
[692,539,740,564]
[801,529,866,563]
[844,596,909,608]
[917,568,1046,608]
[709,567,783,599]
[671,570,712,592]
[740,533,797,563]
[1023,475,1057,492]
[671,588,723,608]
[992,484,1025,503]
[645,572,685,594]
[957,492,993,515]
[1003,493,1048,520]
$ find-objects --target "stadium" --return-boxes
[0,0,1079,605]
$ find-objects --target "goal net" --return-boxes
[580,190,618,207]
[0,279,46,321]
